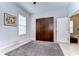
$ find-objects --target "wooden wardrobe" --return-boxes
[36,17,54,42]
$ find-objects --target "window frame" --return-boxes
[18,14,26,35]
[70,20,73,33]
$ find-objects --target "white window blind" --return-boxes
[18,14,26,35]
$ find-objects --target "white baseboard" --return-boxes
[0,38,33,55]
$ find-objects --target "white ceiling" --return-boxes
[16,2,71,14]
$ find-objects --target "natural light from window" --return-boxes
[18,14,26,35]
[70,21,73,33]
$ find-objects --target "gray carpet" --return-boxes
[5,41,64,56]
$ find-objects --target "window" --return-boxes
[70,21,73,33]
[18,14,26,35]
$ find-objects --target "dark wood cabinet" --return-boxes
[36,17,54,42]
[70,36,78,43]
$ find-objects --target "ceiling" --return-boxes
[16,2,71,14]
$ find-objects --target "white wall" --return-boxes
[31,9,69,42]
[0,3,32,49]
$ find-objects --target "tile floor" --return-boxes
[59,43,79,56]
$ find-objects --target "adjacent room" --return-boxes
[0,2,79,56]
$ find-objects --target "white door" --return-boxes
[57,17,69,43]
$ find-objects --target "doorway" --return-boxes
[36,17,54,42]
[70,13,79,43]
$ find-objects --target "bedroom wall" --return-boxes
[0,2,32,49]
[31,8,69,42]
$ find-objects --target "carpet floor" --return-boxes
[5,41,64,56]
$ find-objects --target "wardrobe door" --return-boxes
[36,17,54,42]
